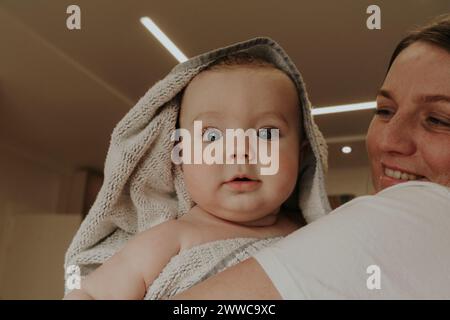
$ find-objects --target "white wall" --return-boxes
[326,165,375,197]
[0,139,83,299]
[0,142,61,214]
[0,210,81,299]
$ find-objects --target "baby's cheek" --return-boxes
[182,165,204,192]
[275,150,299,192]
[278,145,299,175]
[185,164,222,190]
[262,155,298,193]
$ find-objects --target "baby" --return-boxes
[64,53,307,300]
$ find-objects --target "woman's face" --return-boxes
[367,41,450,192]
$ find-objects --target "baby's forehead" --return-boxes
[179,67,299,122]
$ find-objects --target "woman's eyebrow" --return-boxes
[377,89,395,101]
[377,90,450,107]
[416,94,450,105]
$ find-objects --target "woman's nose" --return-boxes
[378,116,417,156]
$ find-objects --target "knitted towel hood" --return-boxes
[64,37,331,279]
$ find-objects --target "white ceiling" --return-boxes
[0,0,448,172]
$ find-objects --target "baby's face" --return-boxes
[179,67,301,224]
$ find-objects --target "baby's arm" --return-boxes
[64,220,182,300]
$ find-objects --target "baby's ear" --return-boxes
[300,140,311,156]
[299,140,310,164]
[300,140,309,151]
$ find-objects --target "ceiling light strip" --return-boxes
[140,17,188,63]
[312,101,376,115]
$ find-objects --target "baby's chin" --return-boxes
[237,214,279,227]
[210,204,281,225]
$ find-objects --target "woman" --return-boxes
[171,15,450,299]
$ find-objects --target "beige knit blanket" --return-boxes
[145,236,283,300]
[64,37,331,297]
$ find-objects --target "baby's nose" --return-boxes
[225,134,257,163]
[228,148,256,163]
[230,152,250,160]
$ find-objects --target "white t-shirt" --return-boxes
[253,181,450,299]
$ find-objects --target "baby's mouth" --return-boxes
[224,174,261,191]
[231,177,253,182]
[225,174,259,183]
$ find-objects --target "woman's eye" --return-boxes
[258,127,279,140]
[374,108,394,118]
[426,116,450,127]
[202,127,222,142]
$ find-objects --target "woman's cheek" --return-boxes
[420,136,450,185]
[365,121,382,191]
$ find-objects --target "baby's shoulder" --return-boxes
[140,218,184,233]
[174,208,242,250]
[130,210,211,249]
[131,218,189,250]
[118,219,185,269]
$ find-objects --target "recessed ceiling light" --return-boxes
[312,101,376,115]
[341,146,352,154]
[140,17,188,63]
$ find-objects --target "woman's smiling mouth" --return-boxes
[379,164,429,189]
[384,167,421,181]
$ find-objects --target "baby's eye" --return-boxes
[202,127,222,142]
[258,127,279,140]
